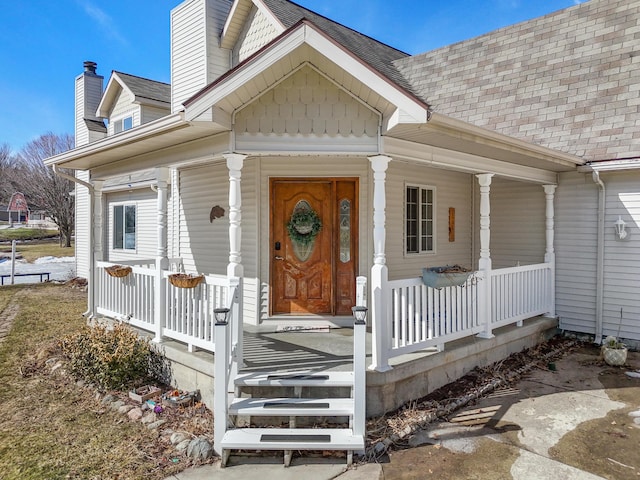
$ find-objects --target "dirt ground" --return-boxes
[381,346,640,480]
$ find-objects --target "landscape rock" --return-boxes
[101,394,115,405]
[186,437,213,460]
[127,408,143,421]
[176,439,191,452]
[141,412,157,424]
[170,432,190,445]
[50,362,63,373]
[118,404,134,414]
[628,410,640,418]
[110,400,125,411]
[147,420,167,430]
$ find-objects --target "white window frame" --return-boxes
[113,115,133,134]
[112,203,137,251]
[404,184,436,255]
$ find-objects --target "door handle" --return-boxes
[274,256,284,260]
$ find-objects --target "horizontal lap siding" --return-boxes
[602,172,640,340]
[178,161,259,323]
[105,190,157,262]
[385,161,472,281]
[556,172,598,335]
[488,178,546,269]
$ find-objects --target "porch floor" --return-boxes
[156,315,559,415]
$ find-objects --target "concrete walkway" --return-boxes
[166,346,640,480]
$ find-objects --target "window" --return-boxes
[405,185,434,254]
[113,205,136,250]
[113,116,133,134]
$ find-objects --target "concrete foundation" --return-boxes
[155,315,558,417]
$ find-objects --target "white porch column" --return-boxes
[476,173,494,339]
[543,184,557,317]
[224,153,247,382]
[369,155,392,372]
[88,180,104,319]
[153,168,170,343]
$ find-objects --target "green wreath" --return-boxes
[287,208,322,247]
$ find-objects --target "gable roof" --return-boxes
[114,71,171,105]
[394,0,640,162]
[260,0,416,95]
[96,71,170,117]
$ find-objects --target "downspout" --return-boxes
[52,165,95,318]
[591,170,605,344]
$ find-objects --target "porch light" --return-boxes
[614,216,628,240]
[352,306,368,325]
[214,308,230,325]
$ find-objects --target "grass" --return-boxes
[0,285,186,480]
[0,236,73,263]
[0,228,59,242]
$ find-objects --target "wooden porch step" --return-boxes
[221,428,364,451]
[235,371,354,388]
[230,397,354,416]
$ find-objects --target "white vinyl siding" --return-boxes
[600,171,640,341]
[177,160,259,324]
[74,72,104,147]
[108,89,139,135]
[75,171,91,279]
[487,178,546,269]
[142,105,170,124]
[171,0,232,113]
[386,162,473,280]
[105,190,156,262]
[555,171,598,335]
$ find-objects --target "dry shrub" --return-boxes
[60,323,167,390]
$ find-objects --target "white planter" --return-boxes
[602,346,627,366]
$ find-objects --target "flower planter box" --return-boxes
[422,266,471,289]
[129,385,161,403]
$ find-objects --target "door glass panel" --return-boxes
[339,199,351,263]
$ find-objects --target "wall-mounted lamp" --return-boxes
[614,216,628,240]
[352,306,368,325]
[214,307,230,325]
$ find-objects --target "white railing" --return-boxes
[387,273,482,356]
[163,272,229,352]
[375,262,553,368]
[95,261,239,355]
[96,261,156,331]
[490,263,552,328]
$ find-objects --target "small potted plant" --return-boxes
[602,335,628,366]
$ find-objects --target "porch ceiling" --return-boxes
[386,113,585,174]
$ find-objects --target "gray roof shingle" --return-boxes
[394,0,640,161]
[114,71,171,105]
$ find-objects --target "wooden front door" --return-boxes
[271,179,358,316]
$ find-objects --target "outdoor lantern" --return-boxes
[614,215,628,240]
[352,306,368,325]
[213,307,230,325]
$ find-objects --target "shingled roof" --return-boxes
[394,0,640,162]
[113,71,171,105]
[262,0,416,95]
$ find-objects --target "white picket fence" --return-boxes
[96,261,234,353]
[381,263,553,362]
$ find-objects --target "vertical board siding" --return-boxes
[555,171,598,335]
[385,161,473,281]
[232,6,279,65]
[75,171,91,279]
[105,190,157,262]
[489,178,546,269]
[601,171,640,341]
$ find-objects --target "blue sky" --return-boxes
[0,0,584,153]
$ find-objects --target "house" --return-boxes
[44,0,640,462]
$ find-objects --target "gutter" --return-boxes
[591,170,605,344]
[51,165,95,318]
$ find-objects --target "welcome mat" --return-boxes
[275,325,331,333]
